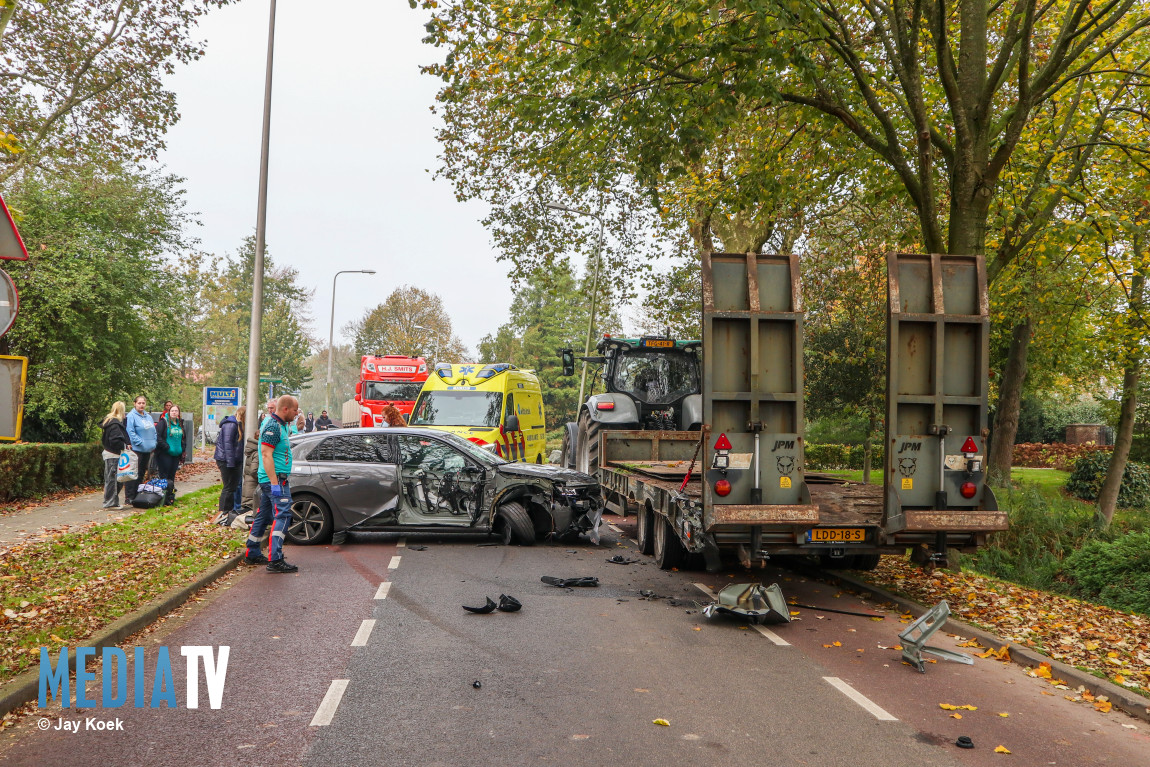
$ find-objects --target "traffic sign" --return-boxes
[259,376,284,383]
[0,268,17,338]
[0,194,28,262]
[0,355,27,441]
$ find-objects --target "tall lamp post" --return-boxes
[326,269,376,414]
[412,323,440,365]
[242,0,278,442]
[545,202,605,407]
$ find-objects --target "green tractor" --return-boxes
[558,335,703,474]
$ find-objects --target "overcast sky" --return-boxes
[160,0,511,354]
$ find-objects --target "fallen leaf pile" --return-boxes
[862,557,1149,698]
[0,495,242,686]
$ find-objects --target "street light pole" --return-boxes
[546,202,605,407]
[412,324,440,365]
[243,0,277,443]
[327,269,377,414]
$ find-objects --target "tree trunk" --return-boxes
[987,320,1031,485]
[1097,249,1146,526]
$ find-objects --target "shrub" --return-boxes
[805,443,885,471]
[963,488,1101,590]
[1061,532,1150,615]
[1012,442,1110,472]
[0,443,103,502]
[1066,451,1150,508]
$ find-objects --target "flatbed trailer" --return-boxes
[596,252,1006,572]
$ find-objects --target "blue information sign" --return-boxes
[204,387,242,406]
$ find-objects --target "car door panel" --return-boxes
[317,435,401,526]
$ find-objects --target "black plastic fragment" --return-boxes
[606,555,637,565]
[541,576,599,588]
[497,594,522,612]
[409,545,428,551]
[463,597,497,614]
[956,736,974,749]
[472,680,482,689]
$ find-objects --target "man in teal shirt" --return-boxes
[243,395,301,573]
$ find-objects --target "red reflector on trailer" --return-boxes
[714,433,732,451]
[714,479,732,497]
[960,482,977,499]
[596,402,615,410]
[960,436,978,454]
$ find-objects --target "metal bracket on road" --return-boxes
[899,600,973,673]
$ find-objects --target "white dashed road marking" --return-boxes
[823,677,898,721]
[397,538,406,549]
[351,619,376,647]
[753,625,791,646]
[608,524,623,534]
[388,555,402,570]
[693,583,791,645]
[693,583,717,599]
[374,582,391,600]
[310,680,350,726]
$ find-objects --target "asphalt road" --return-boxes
[2,514,1147,767]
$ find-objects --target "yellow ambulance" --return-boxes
[409,363,547,463]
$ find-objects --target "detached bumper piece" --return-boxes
[899,600,974,673]
[702,583,791,625]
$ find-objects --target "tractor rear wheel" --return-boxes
[576,411,601,475]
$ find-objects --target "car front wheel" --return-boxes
[287,495,333,545]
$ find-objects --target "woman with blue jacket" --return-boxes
[213,410,243,513]
[124,395,157,504]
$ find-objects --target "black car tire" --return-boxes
[497,501,536,546]
[287,494,333,545]
[636,503,655,555]
[653,514,685,570]
[577,411,601,475]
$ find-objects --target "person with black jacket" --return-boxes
[154,404,190,506]
[213,410,243,513]
[100,401,130,509]
[315,410,333,431]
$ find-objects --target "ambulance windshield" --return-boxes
[411,391,504,428]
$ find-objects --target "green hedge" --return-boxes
[0,443,103,502]
[1062,531,1150,615]
[805,443,885,471]
[1066,451,1150,508]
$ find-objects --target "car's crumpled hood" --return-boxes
[495,462,597,485]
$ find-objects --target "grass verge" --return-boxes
[0,485,243,686]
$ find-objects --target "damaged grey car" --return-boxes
[282,427,604,546]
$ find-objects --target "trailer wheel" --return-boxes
[636,503,655,555]
[653,515,686,570]
[851,553,882,571]
[496,502,536,546]
[576,411,600,475]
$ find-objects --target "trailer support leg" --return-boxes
[703,536,723,573]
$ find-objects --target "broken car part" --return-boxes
[702,583,791,625]
[462,597,498,614]
[540,576,599,588]
[496,594,522,612]
[898,600,974,673]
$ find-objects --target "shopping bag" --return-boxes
[116,450,139,482]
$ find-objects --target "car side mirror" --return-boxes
[505,413,521,433]
[560,349,575,377]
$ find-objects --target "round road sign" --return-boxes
[0,268,18,338]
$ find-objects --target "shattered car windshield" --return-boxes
[425,430,507,467]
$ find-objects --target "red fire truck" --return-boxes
[353,355,430,427]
